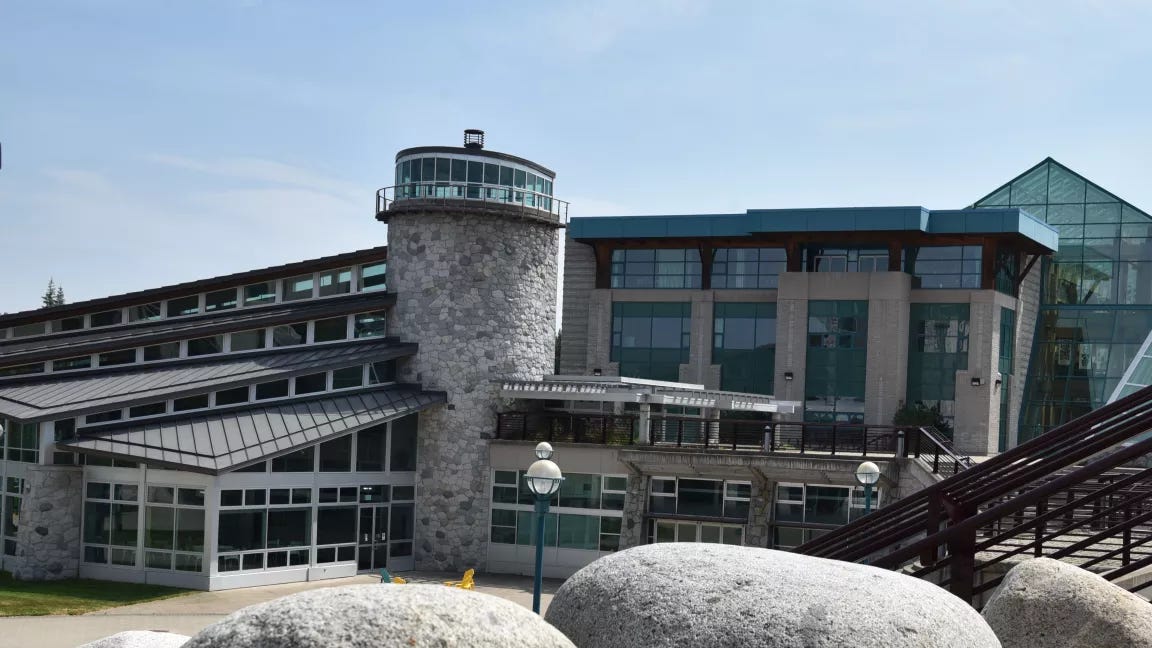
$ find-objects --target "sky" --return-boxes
[2,0,1152,312]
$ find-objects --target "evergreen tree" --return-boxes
[54,284,65,306]
[40,279,65,308]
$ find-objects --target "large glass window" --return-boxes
[4,421,40,463]
[805,301,868,422]
[713,303,776,395]
[904,246,982,289]
[389,415,417,471]
[712,248,787,289]
[282,275,315,302]
[317,268,352,297]
[771,483,879,549]
[144,486,205,573]
[360,263,387,292]
[610,249,702,289]
[804,247,888,273]
[82,482,140,567]
[610,302,691,381]
[906,304,970,426]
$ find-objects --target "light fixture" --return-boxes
[592,368,602,376]
[855,461,881,515]
[524,446,564,614]
[784,371,794,381]
[970,377,983,387]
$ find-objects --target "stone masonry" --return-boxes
[12,464,83,580]
[387,209,559,571]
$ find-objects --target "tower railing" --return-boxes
[376,182,569,225]
[794,383,1152,606]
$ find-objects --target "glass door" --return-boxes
[357,505,389,571]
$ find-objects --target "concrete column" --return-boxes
[682,294,715,386]
[619,473,650,549]
[745,476,773,549]
[954,298,1001,456]
[775,273,811,422]
[11,465,82,581]
[864,273,912,426]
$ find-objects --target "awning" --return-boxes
[499,375,800,414]
[59,386,446,474]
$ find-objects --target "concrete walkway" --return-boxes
[0,572,562,648]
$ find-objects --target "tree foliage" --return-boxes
[41,279,66,308]
[893,401,953,438]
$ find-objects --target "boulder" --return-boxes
[77,631,190,648]
[545,543,1000,648]
[982,558,1152,648]
[183,584,574,648]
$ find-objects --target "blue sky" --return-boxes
[2,0,1151,311]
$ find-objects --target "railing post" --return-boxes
[896,429,906,457]
[932,446,940,474]
[799,424,806,455]
[1124,504,1133,566]
[921,490,942,567]
[1034,497,1046,557]
[831,425,838,455]
[947,514,977,605]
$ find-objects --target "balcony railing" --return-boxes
[494,411,970,475]
[376,182,569,225]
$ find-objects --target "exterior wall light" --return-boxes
[784,371,794,381]
[971,377,983,387]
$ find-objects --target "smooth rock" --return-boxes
[545,543,1000,648]
[982,558,1152,648]
[77,630,190,648]
[183,584,574,648]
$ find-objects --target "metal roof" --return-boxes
[0,292,393,366]
[0,246,387,328]
[59,387,446,474]
[0,339,415,421]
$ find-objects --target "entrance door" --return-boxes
[357,505,389,571]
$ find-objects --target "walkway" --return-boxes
[0,572,561,648]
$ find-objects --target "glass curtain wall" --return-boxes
[805,301,868,422]
[974,160,1152,441]
[713,303,777,395]
[610,303,691,381]
[906,304,970,428]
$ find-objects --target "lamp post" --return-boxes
[523,442,564,614]
[855,461,881,515]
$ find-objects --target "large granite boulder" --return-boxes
[183,584,574,648]
[77,631,190,648]
[545,543,1000,648]
[982,558,1152,648]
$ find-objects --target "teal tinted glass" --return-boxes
[804,301,868,422]
[906,304,970,425]
[610,302,691,381]
[713,303,776,395]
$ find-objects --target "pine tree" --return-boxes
[40,279,65,308]
[54,284,65,307]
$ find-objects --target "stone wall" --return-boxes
[11,465,82,581]
[387,209,559,572]
[619,473,649,549]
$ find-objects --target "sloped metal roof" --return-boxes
[0,340,415,421]
[0,292,393,365]
[59,387,445,474]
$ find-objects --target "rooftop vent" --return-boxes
[463,129,485,149]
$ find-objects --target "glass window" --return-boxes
[318,435,352,472]
[318,268,352,297]
[906,303,970,429]
[333,366,364,389]
[313,317,348,343]
[317,507,357,545]
[143,342,180,362]
[129,402,167,418]
[904,246,983,289]
[219,490,243,506]
[173,394,209,412]
[282,274,315,301]
[214,386,250,406]
[0,363,44,378]
[558,473,601,509]
[712,248,787,289]
[166,296,200,317]
[90,310,124,327]
[271,446,314,472]
[187,335,223,356]
[244,282,276,306]
[677,479,723,517]
[267,509,310,548]
[360,263,387,292]
[557,514,600,550]
[805,301,869,423]
[85,410,123,425]
[356,424,387,471]
[128,303,162,322]
[610,248,702,289]
[205,289,238,312]
[230,329,266,352]
[294,372,328,395]
[148,487,174,504]
[610,302,691,381]
[255,380,290,400]
[272,323,307,347]
[217,511,266,552]
[98,349,137,366]
[368,361,396,384]
[53,356,92,372]
[52,316,84,332]
[389,415,417,471]
[713,302,776,395]
[354,312,387,338]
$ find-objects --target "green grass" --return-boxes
[0,571,191,616]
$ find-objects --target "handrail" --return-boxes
[794,383,1152,606]
[375,182,569,224]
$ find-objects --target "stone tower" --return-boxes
[377,130,563,570]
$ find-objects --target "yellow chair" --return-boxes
[444,568,475,590]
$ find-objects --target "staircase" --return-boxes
[795,384,1152,605]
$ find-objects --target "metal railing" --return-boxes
[376,182,569,224]
[494,412,970,476]
[795,383,1152,606]
[495,411,637,445]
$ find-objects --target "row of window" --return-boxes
[1,261,387,341]
[396,157,553,198]
[83,482,206,571]
[77,360,397,428]
[0,420,40,464]
[226,418,417,474]
[0,311,388,380]
[492,471,626,510]
[608,246,991,291]
[649,477,751,520]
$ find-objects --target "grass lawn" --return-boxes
[0,571,191,616]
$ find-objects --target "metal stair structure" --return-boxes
[795,384,1152,606]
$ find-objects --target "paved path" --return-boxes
[0,572,562,648]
